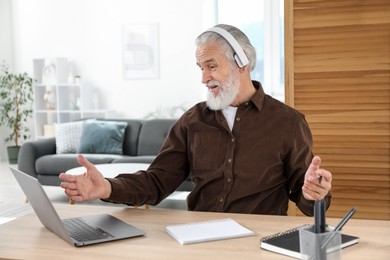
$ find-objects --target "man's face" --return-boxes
[196,42,240,110]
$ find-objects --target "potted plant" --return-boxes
[0,62,34,164]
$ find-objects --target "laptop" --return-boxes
[10,167,145,247]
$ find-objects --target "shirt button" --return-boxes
[227,158,232,163]
[227,178,232,183]
[236,117,241,122]
[220,198,224,202]
[231,138,235,142]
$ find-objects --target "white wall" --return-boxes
[1,0,215,160]
[0,0,14,161]
[0,0,13,64]
[12,0,210,118]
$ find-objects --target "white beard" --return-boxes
[206,71,239,110]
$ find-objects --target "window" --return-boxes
[213,0,284,101]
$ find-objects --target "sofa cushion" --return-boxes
[137,119,176,155]
[112,155,157,164]
[78,120,127,154]
[101,119,143,156]
[54,121,84,154]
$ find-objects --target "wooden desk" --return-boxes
[0,204,389,259]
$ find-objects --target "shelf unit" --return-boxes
[33,58,112,138]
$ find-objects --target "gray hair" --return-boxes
[195,24,257,71]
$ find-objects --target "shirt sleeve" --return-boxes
[101,119,191,206]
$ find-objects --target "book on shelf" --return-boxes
[260,224,359,259]
[166,218,254,245]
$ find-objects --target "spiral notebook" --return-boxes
[166,218,254,245]
[260,224,359,259]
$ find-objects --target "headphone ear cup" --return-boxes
[234,54,244,68]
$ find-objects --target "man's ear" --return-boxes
[238,65,248,73]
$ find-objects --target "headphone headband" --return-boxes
[205,27,249,68]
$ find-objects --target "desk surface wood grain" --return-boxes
[0,204,389,259]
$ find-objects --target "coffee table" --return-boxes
[66,163,150,178]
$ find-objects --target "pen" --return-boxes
[314,200,326,233]
[321,207,357,250]
[320,199,326,233]
[333,207,357,232]
[314,200,322,233]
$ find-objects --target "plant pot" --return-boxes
[7,146,20,164]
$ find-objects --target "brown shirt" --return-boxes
[106,81,331,215]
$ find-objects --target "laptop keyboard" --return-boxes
[63,218,114,242]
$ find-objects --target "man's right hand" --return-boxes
[59,154,112,202]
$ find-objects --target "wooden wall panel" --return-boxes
[285,0,390,220]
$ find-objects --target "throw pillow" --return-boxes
[54,121,85,154]
[77,120,127,154]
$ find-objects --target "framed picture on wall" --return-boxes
[122,23,159,79]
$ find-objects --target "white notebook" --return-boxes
[166,218,254,245]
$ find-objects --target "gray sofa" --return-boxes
[18,118,193,191]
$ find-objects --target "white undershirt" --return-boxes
[222,106,238,131]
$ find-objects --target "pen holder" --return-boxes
[299,225,341,260]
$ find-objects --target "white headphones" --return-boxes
[205,27,249,68]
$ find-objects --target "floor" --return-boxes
[0,161,187,222]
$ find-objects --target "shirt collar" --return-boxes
[250,80,265,111]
